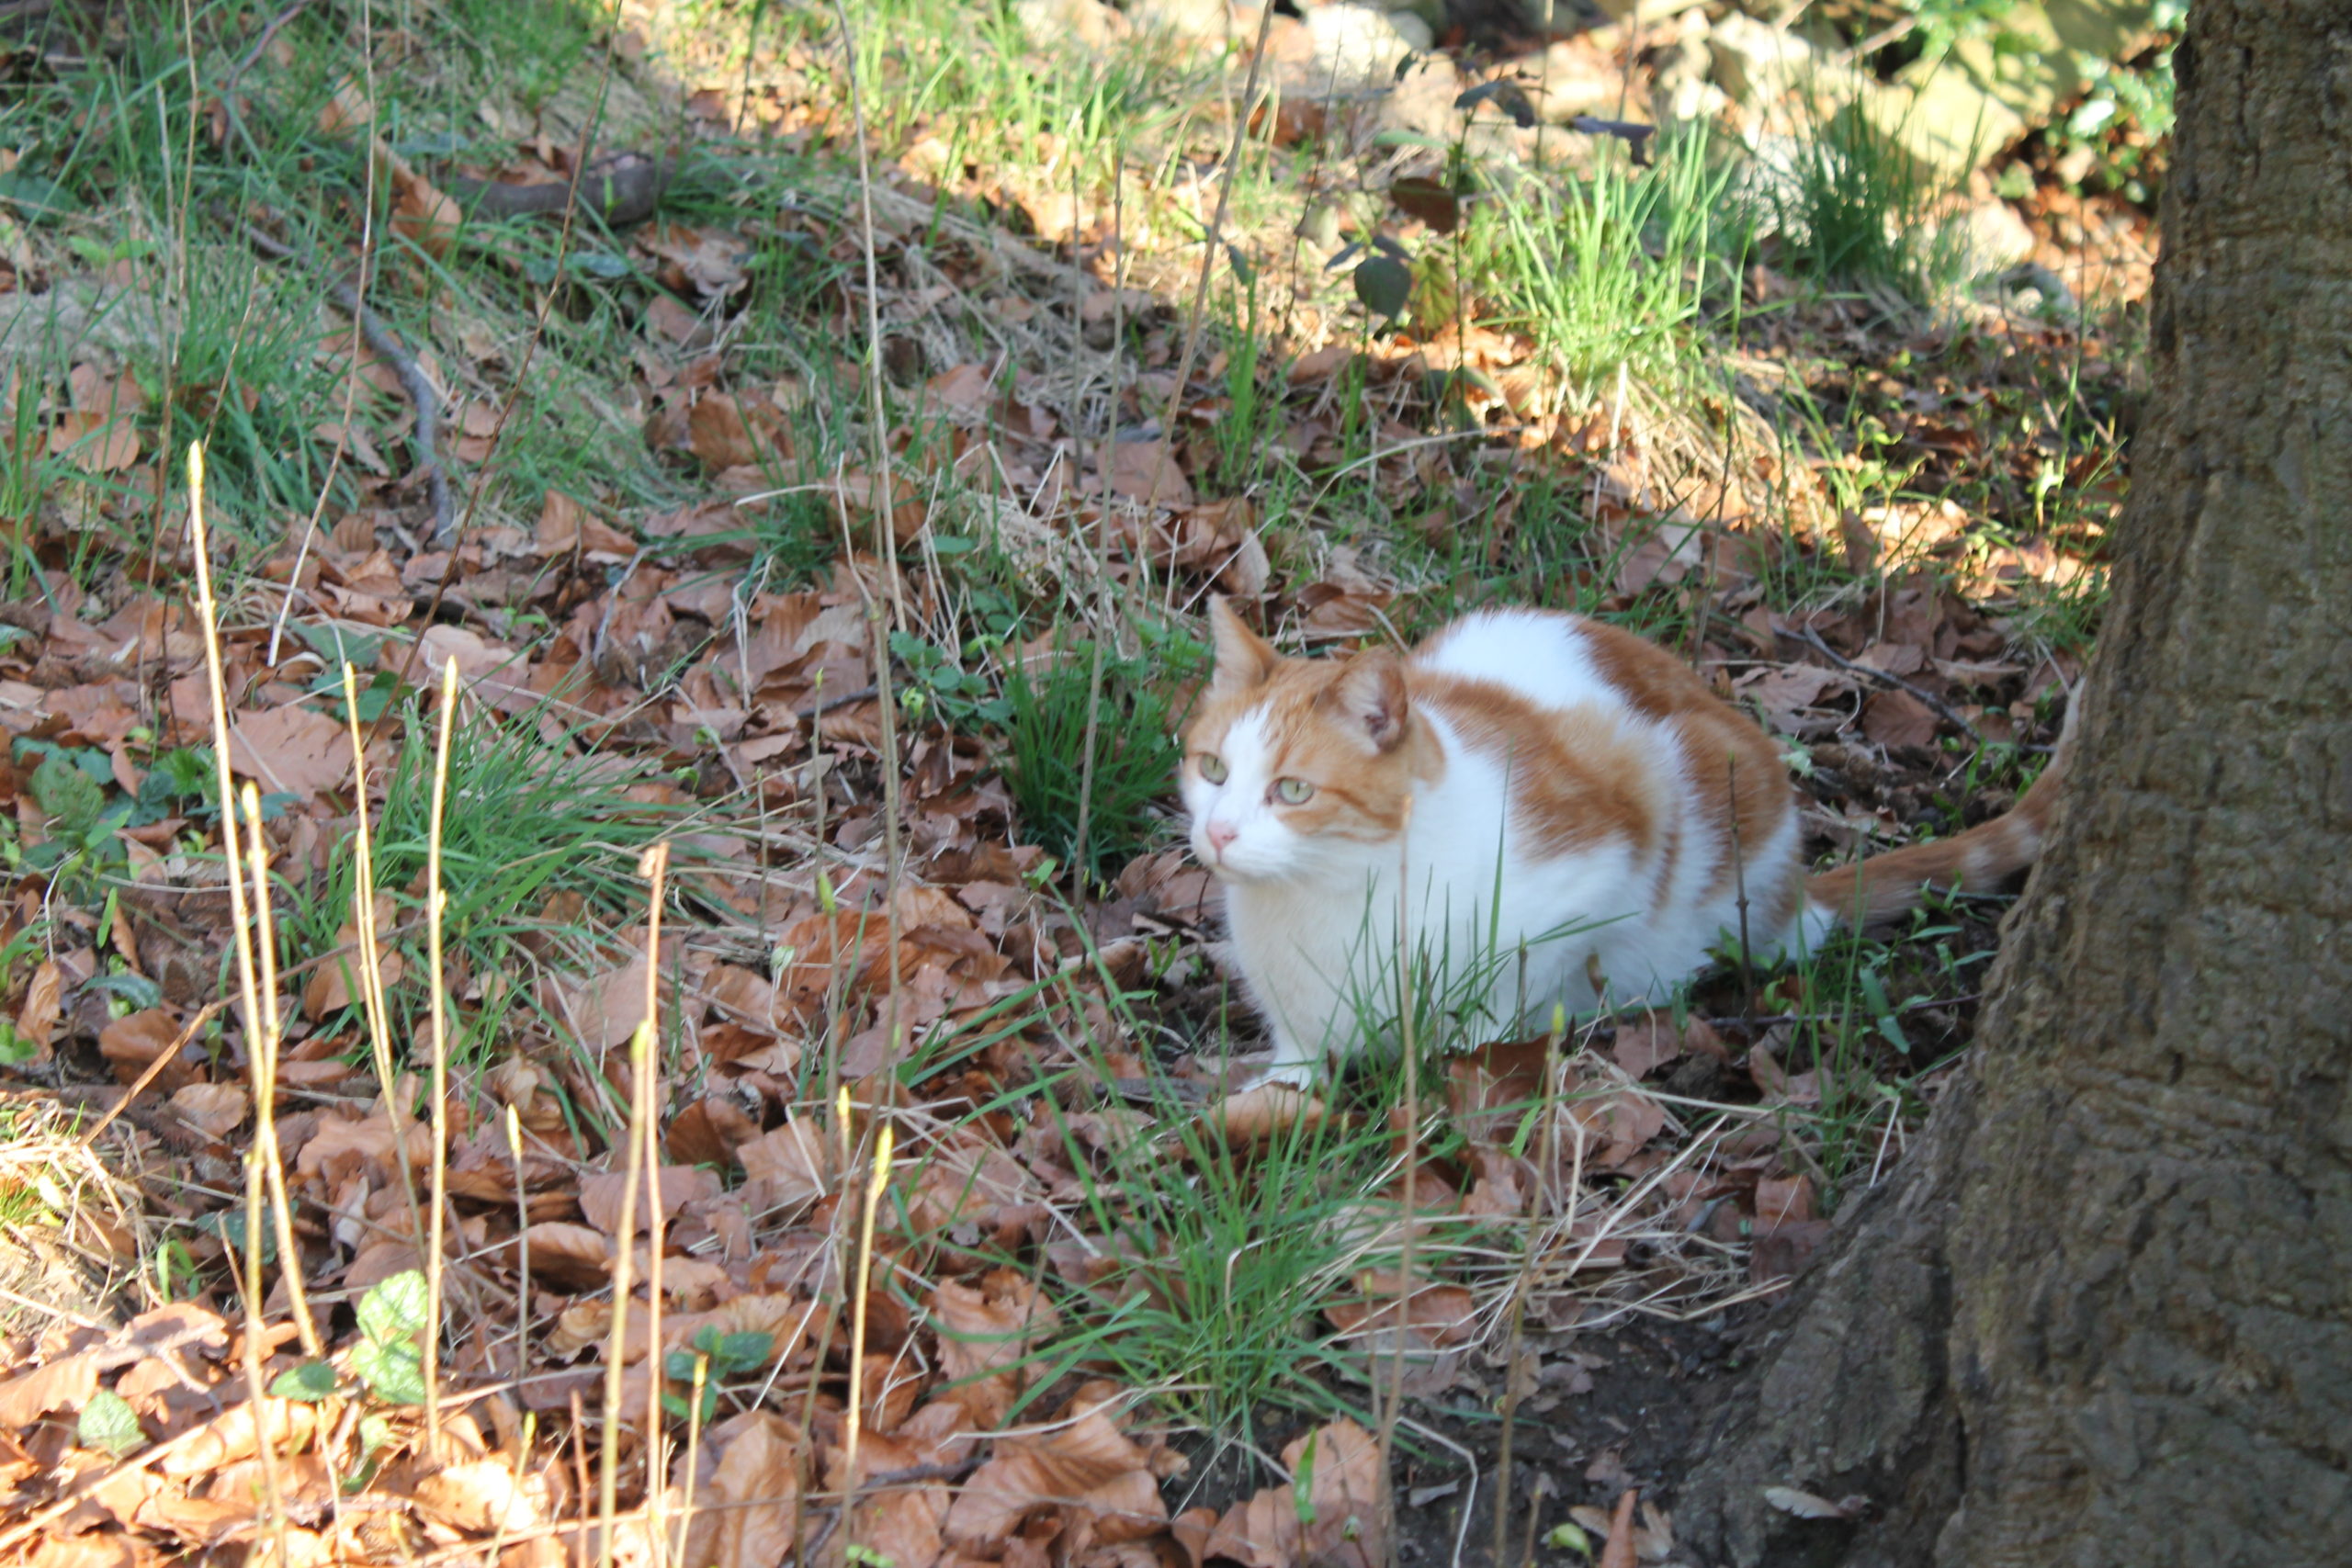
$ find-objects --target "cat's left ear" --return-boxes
[1330,651,1409,752]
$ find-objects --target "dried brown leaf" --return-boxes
[166,1082,246,1139]
[228,702,353,798]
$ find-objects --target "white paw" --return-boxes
[1242,1060,1318,1092]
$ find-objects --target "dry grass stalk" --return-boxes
[841,1119,897,1561]
[1491,1005,1568,1568]
[1377,797,1418,1568]
[599,1009,657,1568]
[824,0,911,1078]
[339,661,427,1247]
[423,653,460,1457]
[241,783,322,1358]
[638,841,673,1562]
[504,1103,531,1379]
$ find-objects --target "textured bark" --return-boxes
[1680,5,2352,1563]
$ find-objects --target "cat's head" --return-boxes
[1180,599,1431,884]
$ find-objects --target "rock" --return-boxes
[1125,0,1229,39]
[1936,198,2037,279]
[1589,0,1710,21]
[1709,11,1832,108]
[1384,6,1434,52]
[1531,39,1622,125]
[1374,51,1467,141]
[1901,2,2158,133]
[1305,3,1417,93]
[1015,0,1130,48]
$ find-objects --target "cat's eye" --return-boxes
[1196,754,1228,784]
[1274,777,1315,805]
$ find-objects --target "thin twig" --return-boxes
[75,999,227,1145]
[1776,623,1983,744]
[224,0,319,93]
[1146,0,1281,544]
[241,224,451,540]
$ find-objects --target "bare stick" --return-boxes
[1377,796,1418,1568]
[1776,623,1983,745]
[238,1146,294,1563]
[599,1007,656,1568]
[1728,755,1755,1021]
[504,1104,531,1381]
[1491,1002,1567,1568]
[225,0,319,92]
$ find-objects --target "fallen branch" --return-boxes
[443,151,676,229]
[1776,623,1982,746]
[243,224,456,541]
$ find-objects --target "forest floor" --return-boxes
[0,2,2155,1564]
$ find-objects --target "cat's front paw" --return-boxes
[1240,1060,1318,1093]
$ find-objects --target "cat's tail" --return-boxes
[1804,693,2078,931]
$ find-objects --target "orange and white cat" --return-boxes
[1181,598,2065,1087]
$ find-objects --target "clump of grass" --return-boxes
[1484,126,1734,404]
[1001,631,1194,881]
[1762,98,1969,304]
[287,693,687,1049]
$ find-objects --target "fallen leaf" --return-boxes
[944,1410,1162,1551]
[676,1414,804,1568]
[516,1223,614,1289]
[1206,1419,1384,1568]
[736,1114,833,1214]
[14,959,62,1066]
[578,1164,721,1237]
[1860,688,1939,749]
[167,1082,246,1139]
[1105,440,1193,508]
[1763,1485,1865,1520]
[1596,1489,1639,1568]
[228,702,354,797]
[413,1458,546,1535]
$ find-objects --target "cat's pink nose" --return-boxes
[1204,820,1238,853]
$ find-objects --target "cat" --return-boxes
[1180,597,2067,1088]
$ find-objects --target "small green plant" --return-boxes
[272,1268,431,1405]
[661,1325,776,1423]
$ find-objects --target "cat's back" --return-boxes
[1412,607,1630,714]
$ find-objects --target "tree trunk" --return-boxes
[1678,5,2352,1563]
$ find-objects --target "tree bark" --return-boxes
[1679,5,2352,1563]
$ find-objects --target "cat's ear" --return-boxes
[1207,596,1276,695]
[1329,650,1409,752]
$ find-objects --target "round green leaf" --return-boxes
[1351,256,1413,321]
[356,1269,430,1347]
[77,1391,146,1458]
[270,1359,339,1403]
[351,1337,428,1405]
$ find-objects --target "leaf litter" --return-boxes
[0,0,2140,1562]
